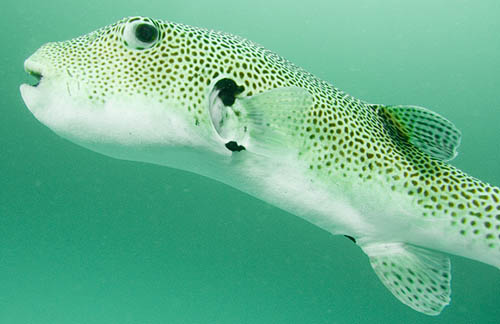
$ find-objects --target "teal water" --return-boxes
[2,0,499,323]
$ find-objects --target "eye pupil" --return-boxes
[135,23,158,43]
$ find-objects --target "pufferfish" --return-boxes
[20,16,500,315]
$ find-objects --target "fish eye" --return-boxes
[122,19,160,50]
[135,23,158,44]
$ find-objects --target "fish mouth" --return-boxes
[20,59,49,116]
[23,60,45,88]
[28,70,43,87]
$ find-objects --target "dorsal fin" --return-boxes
[372,105,461,161]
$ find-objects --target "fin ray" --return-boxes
[373,105,461,161]
[361,242,451,316]
[238,87,313,155]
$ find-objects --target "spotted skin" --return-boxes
[21,16,500,314]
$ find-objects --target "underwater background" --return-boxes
[1,0,499,323]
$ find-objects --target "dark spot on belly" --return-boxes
[225,141,246,152]
[344,235,356,243]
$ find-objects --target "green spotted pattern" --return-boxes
[33,16,500,251]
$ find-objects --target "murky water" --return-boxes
[2,1,499,323]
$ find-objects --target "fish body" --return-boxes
[20,17,500,315]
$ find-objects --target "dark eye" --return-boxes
[135,24,158,43]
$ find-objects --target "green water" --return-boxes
[2,0,499,323]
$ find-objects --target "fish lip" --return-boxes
[23,59,45,87]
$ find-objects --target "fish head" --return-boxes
[20,16,234,169]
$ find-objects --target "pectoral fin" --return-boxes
[238,86,313,155]
[361,242,451,316]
